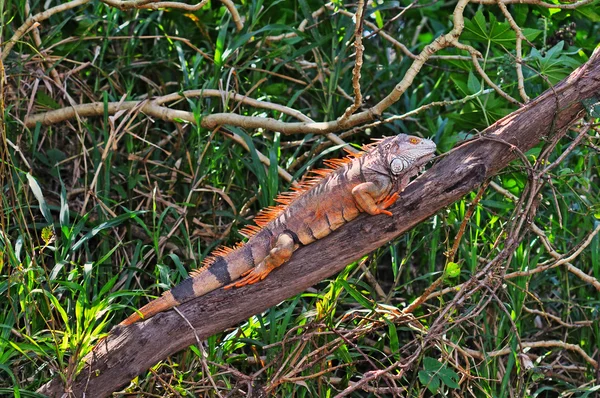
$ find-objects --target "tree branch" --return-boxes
[38,49,600,397]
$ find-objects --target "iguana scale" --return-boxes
[120,134,436,325]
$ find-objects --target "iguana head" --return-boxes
[376,134,437,177]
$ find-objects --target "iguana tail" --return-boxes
[120,291,179,326]
[119,242,263,326]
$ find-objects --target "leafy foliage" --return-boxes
[418,357,460,394]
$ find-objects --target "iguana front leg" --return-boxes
[226,233,296,288]
[352,182,399,217]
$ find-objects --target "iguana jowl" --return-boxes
[121,134,436,325]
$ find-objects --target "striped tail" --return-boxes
[120,291,178,326]
[119,242,262,326]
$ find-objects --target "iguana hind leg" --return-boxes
[226,232,295,288]
[352,182,399,217]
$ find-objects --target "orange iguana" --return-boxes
[120,134,436,325]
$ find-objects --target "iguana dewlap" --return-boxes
[120,134,436,325]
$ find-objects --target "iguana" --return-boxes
[120,134,436,325]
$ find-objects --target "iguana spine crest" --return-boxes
[120,134,436,326]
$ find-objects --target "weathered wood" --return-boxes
[38,49,600,397]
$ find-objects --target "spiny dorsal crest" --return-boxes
[200,140,380,269]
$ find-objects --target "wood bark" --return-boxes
[39,49,600,397]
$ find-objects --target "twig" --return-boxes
[472,0,595,9]
[339,0,368,121]
[1,0,92,62]
[497,0,529,102]
[461,340,598,369]
[456,42,522,106]
[264,6,327,42]
[106,0,209,12]
[506,224,600,285]
[329,4,474,61]
[522,306,593,328]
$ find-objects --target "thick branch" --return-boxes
[38,50,600,397]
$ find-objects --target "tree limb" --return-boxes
[38,49,600,397]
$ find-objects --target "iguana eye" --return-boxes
[390,158,407,175]
[408,137,420,145]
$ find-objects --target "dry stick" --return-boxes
[154,88,352,149]
[361,89,494,130]
[403,181,489,315]
[25,0,473,135]
[218,0,243,31]
[288,88,494,172]
[472,0,596,8]
[523,306,593,328]
[509,224,600,286]
[1,0,92,62]
[98,0,243,33]
[488,124,600,291]
[23,91,299,182]
[264,6,327,42]
[100,0,206,10]
[339,0,367,121]
[24,91,355,152]
[335,361,404,398]
[542,123,591,174]
[455,41,522,106]
[461,340,598,369]
[154,89,313,122]
[24,1,63,87]
[427,125,600,340]
[328,4,474,62]
[497,0,529,102]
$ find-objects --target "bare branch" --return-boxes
[461,340,598,369]
[497,0,530,102]
[1,0,92,62]
[472,0,596,9]
[340,0,368,121]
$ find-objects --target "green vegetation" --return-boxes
[1,0,599,396]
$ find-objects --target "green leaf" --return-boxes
[462,10,541,49]
[419,357,460,393]
[575,5,600,22]
[465,10,488,42]
[339,280,375,310]
[530,41,582,84]
[438,366,460,388]
[263,83,288,95]
[445,262,461,279]
[71,211,143,252]
[384,319,399,354]
[26,173,53,224]
[35,91,60,109]
[419,369,440,394]
[214,16,229,67]
[467,72,482,94]
[59,184,70,228]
